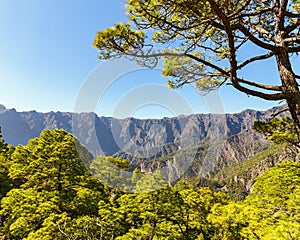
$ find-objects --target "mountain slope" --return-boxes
[0,104,288,181]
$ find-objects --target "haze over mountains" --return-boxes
[0,104,287,181]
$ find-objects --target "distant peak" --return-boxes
[0,104,6,112]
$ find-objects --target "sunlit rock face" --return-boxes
[0,105,288,179]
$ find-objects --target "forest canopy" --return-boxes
[0,129,299,239]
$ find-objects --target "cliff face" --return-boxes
[0,104,289,182]
[212,143,298,200]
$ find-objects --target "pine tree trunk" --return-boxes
[276,48,300,141]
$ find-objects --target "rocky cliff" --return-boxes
[0,104,289,182]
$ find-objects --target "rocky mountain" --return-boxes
[0,104,288,182]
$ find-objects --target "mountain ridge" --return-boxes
[0,103,285,120]
[0,104,288,180]
[0,104,287,155]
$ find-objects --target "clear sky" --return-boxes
[0,0,291,119]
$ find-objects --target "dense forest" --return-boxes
[0,128,299,239]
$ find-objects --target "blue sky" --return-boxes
[0,0,289,119]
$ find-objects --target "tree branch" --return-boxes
[231,6,272,19]
[270,108,289,119]
[284,36,300,43]
[288,45,300,52]
[237,78,282,91]
[245,23,275,42]
[235,36,249,50]
[206,0,239,88]
[237,24,276,51]
[232,81,285,100]
[237,52,274,69]
[137,2,208,33]
[184,53,229,76]
[285,19,300,35]
[284,11,300,18]
[121,50,230,77]
[295,74,300,80]
[278,0,289,31]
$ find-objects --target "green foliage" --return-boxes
[0,127,14,200]
[90,156,170,193]
[93,0,300,111]
[244,161,300,239]
[8,129,91,191]
[162,50,224,92]
[254,117,298,147]
[249,161,300,206]
[1,188,60,239]
[0,129,106,239]
[26,214,105,240]
[93,23,145,59]
[209,161,300,240]
[0,128,300,239]
[224,180,248,201]
[90,156,132,192]
[114,185,229,239]
[134,170,168,193]
[93,0,235,93]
